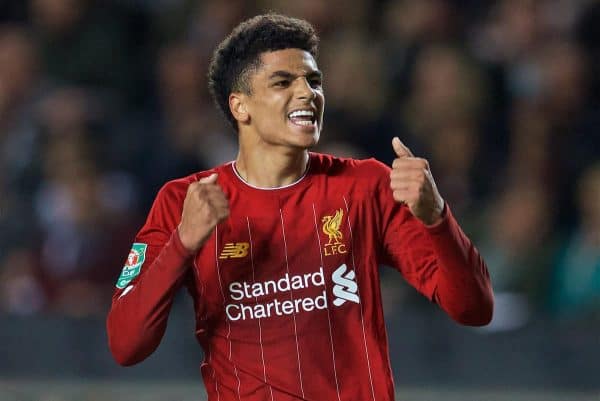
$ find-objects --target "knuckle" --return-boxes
[393,158,405,169]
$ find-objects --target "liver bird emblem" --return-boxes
[322,209,344,245]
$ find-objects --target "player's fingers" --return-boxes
[196,183,227,198]
[390,182,410,192]
[199,173,218,184]
[392,189,410,203]
[393,188,419,203]
[209,201,230,220]
[208,193,230,208]
[186,180,201,195]
[390,179,422,192]
[188,175,218,198]
[392,137,414,158]
[390,169,427,181]
[215,203,231,217]
[200,191,229,210]
[390,179,427,194]
[392,157,429,171]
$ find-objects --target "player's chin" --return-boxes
[287,121,320,143]
[292,127,321,148]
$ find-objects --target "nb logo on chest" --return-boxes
[219,242,250,259]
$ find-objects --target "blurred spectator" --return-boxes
[470,0,540,64]
[478,180,555,330]
[400,44,489,218]
[111,42,236,204]
[29,0,150,104]
[0,248,45,315]
[477,181,555,323]
[0,24,43,251]
[383,0,458,46]
[318,31,387,154]
[30,87,139,316]
[549,163,600,319]
[187,0,250,51]
[156,43,236,170]
[264,0,368,34]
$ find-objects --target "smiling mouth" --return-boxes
[288,109,317,127]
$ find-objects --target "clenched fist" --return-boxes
[178,173,230,252]
[390,137,444,226]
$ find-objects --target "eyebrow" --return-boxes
[268,70,323,80]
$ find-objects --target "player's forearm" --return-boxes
[426,210,494,326]
[107,230,192,366]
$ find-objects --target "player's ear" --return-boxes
[229,93,250,124]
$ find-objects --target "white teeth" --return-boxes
[289,110,314,118]
[294,120,314,126]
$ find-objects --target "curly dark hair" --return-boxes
[208,13,319,131]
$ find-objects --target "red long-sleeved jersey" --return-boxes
[107,153,493,401]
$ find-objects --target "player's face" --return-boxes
[241,48,324,149]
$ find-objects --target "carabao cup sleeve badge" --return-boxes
[116,243,148,289]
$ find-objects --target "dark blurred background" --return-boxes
[0,0,598,400]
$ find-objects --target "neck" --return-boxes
[235,141,309,189]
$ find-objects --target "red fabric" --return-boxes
[107,153,493,401]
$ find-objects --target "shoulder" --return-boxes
[310,152,390,182]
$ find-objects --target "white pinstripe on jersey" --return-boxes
[312,203,342,401]
[214,226,242,401]
[343,196,376,401]
[196,255,222,401]
[279,209,305,398]
[246,217,275,401]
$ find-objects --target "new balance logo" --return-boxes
[332,264,359,306]
[219,242,249,259]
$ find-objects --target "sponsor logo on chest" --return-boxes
[225,263,360,321]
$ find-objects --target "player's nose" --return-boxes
[295,77,316,101]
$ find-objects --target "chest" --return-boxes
[191,189,378,310]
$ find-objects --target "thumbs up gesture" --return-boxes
[390,137,444,225]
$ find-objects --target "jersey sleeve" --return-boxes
[370,160,494,326]
[106,180,193,366]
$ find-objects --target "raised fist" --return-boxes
[178,173,230,252]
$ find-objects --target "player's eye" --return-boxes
[309,78,322,88]
[273,80,290,88]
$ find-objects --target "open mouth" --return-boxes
[288,109,317,127]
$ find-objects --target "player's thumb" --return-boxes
[392,137,413,158]
[199,173,218,184]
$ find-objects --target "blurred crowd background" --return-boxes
[0,0,599,396]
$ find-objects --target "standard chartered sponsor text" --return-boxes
[226,268,327,321]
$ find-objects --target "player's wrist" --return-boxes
[177,224,205,253]
[423,199,446,227]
